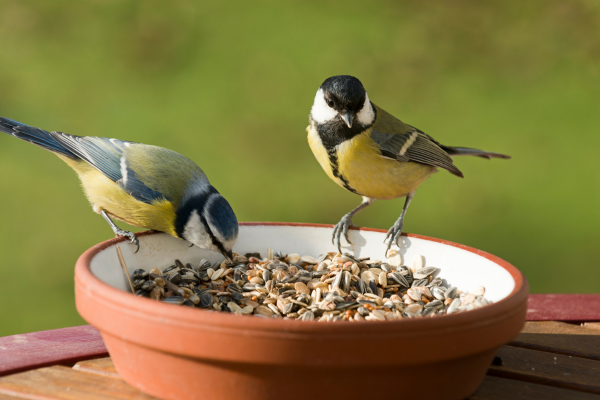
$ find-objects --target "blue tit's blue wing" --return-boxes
[50,132,167,204]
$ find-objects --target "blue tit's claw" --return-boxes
[332,215,354,254]
[115,229,140,253]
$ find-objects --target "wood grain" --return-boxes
[489,346,600,394]
[0,366,159,400]
[73,358,118,378]
[583,323,600,331]
[511,322,600,361]
[521,321,600,335]
[470,376,600,400]
[0,326,108,377]
[0,394,22,400]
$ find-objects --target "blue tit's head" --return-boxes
[174,185,238,261]
[310,75,375,129]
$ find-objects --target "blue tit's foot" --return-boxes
[115,229,140,253]
[332,214,354,254]
[384,218,404,254]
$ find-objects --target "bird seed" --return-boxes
[130,250,492,322]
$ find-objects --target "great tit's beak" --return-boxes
[341,111,353,128]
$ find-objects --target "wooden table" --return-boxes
[1,294,599,400]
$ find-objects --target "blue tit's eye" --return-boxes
[326,98,335,108]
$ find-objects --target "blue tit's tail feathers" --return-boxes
[0,117,76,158]
[441,145,511,160]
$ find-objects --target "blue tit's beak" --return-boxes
[221,249,234,263]
[341,111,353,128]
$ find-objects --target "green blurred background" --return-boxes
[1,0,599,336]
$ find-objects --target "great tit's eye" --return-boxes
[326,98,335,108]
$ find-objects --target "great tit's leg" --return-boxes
[332,197,375,254]
[384,191,415,254]
[100,210,140,253]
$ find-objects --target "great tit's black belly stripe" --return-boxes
[326,148,359,195]
[315,120,363,196]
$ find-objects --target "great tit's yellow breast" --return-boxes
[307,124,346,188]
[336,133,436,200]
[59,155,178,236]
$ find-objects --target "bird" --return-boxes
[0,117,238,260]
[307,75,510,254]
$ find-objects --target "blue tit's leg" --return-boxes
[384,191,415,254]
[101,210,140,253]
[332,197,375,254]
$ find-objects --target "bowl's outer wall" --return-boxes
[75,223,529,400]
[103,331,500,400]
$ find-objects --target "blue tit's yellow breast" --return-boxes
[59,155,178,236]
[335,133,436,200]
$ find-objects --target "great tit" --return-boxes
[0,117,238,260]
[307,75,510,254]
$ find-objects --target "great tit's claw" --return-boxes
[384,220,404,254]
[115,229,140,253]
[332,215,354,254]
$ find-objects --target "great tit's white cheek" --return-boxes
[356,93,375,125]
[310,88,338,124]
[183,209,215,251]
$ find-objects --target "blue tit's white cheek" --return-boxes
[310,88,338,124]
[183,209,216,251]
[356,93,375,126]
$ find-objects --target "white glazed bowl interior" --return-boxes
[91,224,515,303]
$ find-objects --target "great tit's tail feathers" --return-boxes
[0,117,76,158]
[441,145,511,160]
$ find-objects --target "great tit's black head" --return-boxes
[310,75,375,129]
[321,75,366,114]
[175,185,238,261]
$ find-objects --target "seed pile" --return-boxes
[131,249,491,322]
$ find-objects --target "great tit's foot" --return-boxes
[332,214,354,254]
[115,229,140,253]
[384,219,404,254]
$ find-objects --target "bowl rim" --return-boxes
[75,222,529,338]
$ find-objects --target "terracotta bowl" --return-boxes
[75,222,528,400]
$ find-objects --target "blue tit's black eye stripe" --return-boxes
[174,185,218,239]
[198,212,229,257]
[205,195,238,241]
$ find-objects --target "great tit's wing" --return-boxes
[370,105,463,177]
[49,132,178,204]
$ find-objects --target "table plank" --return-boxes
[0,394,22,400]
[489,346,600,394]
[583,323,600,331]
[0,326,108,377]
[510,321,600,361]
[0,366,159,400]
[527,294,600,322]
[522,321,600,335]
[470,376,600,400]
[73,358,118,379]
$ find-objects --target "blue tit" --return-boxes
[0,117,238,260]
[307,75,510,254]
